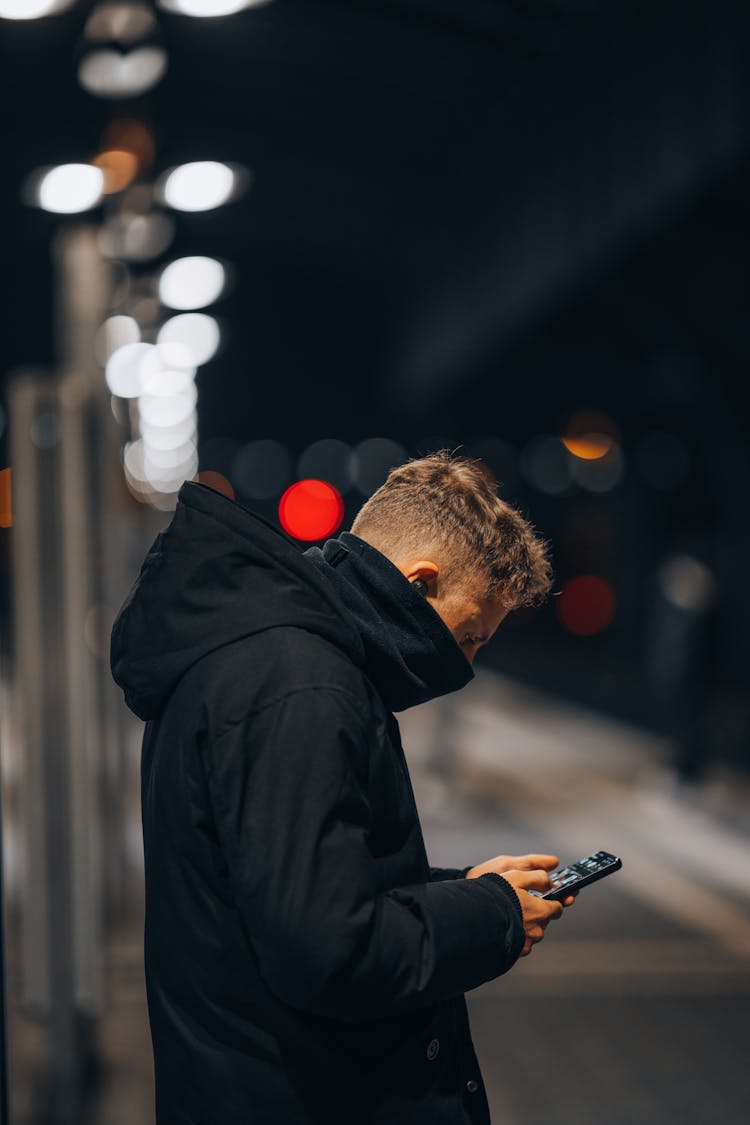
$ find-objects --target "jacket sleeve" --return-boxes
[202,685,525,1022]
[429,865,473,881]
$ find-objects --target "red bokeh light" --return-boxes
[556,575,616,637]
[278,479,344,541]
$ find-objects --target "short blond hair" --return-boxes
[350,450,552,608]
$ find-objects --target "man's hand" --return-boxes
[466,853,575,956]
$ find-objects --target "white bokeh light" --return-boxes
[138,384,198,429]
[105,341,155,398]
[157,0,270,16]
[157,313,220,367]
[0,0,72,18]
[159,256,225,310]
[162,162,235,212]
[37,164,104,214]
[78,45,168,99]
[140,415,197,450]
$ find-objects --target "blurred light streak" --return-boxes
[158,0,271,16]
[159,256,226,310]
[635,431,690,490]
[659,555,716,613]
[161,161,240,212]
[232,439,291,500]
[78,45,168,98]
[0,468,11,528]
[278,479,344,541]
[196,470,235,498]
[519,434,572,494]
[351,437,406,496]
[36,163,104,213]
[297,439,353,494]
[30,410,60,449]
[84,0,156,41]
[556,575,616,636]
[157,313,220,367]
[92,148,139,194]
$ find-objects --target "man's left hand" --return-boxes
[465,853,577,908]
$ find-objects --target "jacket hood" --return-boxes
[304,533,473,711]
[111,482,472,721]
[110,482,364,720]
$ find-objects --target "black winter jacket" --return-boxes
[110,481,525,1125]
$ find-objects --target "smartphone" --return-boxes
[540,850,622,901]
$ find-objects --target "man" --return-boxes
[111,450,574,1125]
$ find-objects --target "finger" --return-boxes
[514,869,553,893]
[523,854,559,871]
[562,893,576,907]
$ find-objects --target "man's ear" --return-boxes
[401,561,439,598]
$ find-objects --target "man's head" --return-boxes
[350,450,553,663]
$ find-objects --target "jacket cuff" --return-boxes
[478,873,524,923]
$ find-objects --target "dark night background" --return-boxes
[2,0,749,776]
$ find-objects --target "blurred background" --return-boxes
[0,0,749,1121]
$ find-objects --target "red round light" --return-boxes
[278,479,344,541]
[556,575,616,637]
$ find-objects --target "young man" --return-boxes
[111,451,574,1125]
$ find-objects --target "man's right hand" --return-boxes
[500,868,564,956]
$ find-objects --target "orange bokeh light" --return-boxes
[278,480,344,541]
[556,575,616,637]
[561,409,619,461]
[197,471,235,500]
[92,149,139,194]
[561,434,613,460]
[101,118,156,170]
[0,468,12,528]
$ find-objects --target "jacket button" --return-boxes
[426,1038,440,1061]
[466,1080,479,1094]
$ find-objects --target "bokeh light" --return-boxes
[98,208,174,261]
[351,437,406,495]
[0,0,72,18]
[0,468,12,529]
[162,161,236,212]
[232,439,291,500]
[659,554,716,613]
[570,443,624,492]
[105,341,154,398]
[157,313,221,367]
[30,411,60,450]
[84,0,156,42]
[92,149,140,194]
[159,256,225,310]
[297,439,354,494]
[78,45,168,99]
[520,434,572,494]
[95,315,140,364]
[36,163,104,214]
[556,575,616,637]
[561,409,620,461]
[278,480,344,541]
[196,470,235,499]
[158,0,271,15]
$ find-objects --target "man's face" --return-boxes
[432,588,510,664]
